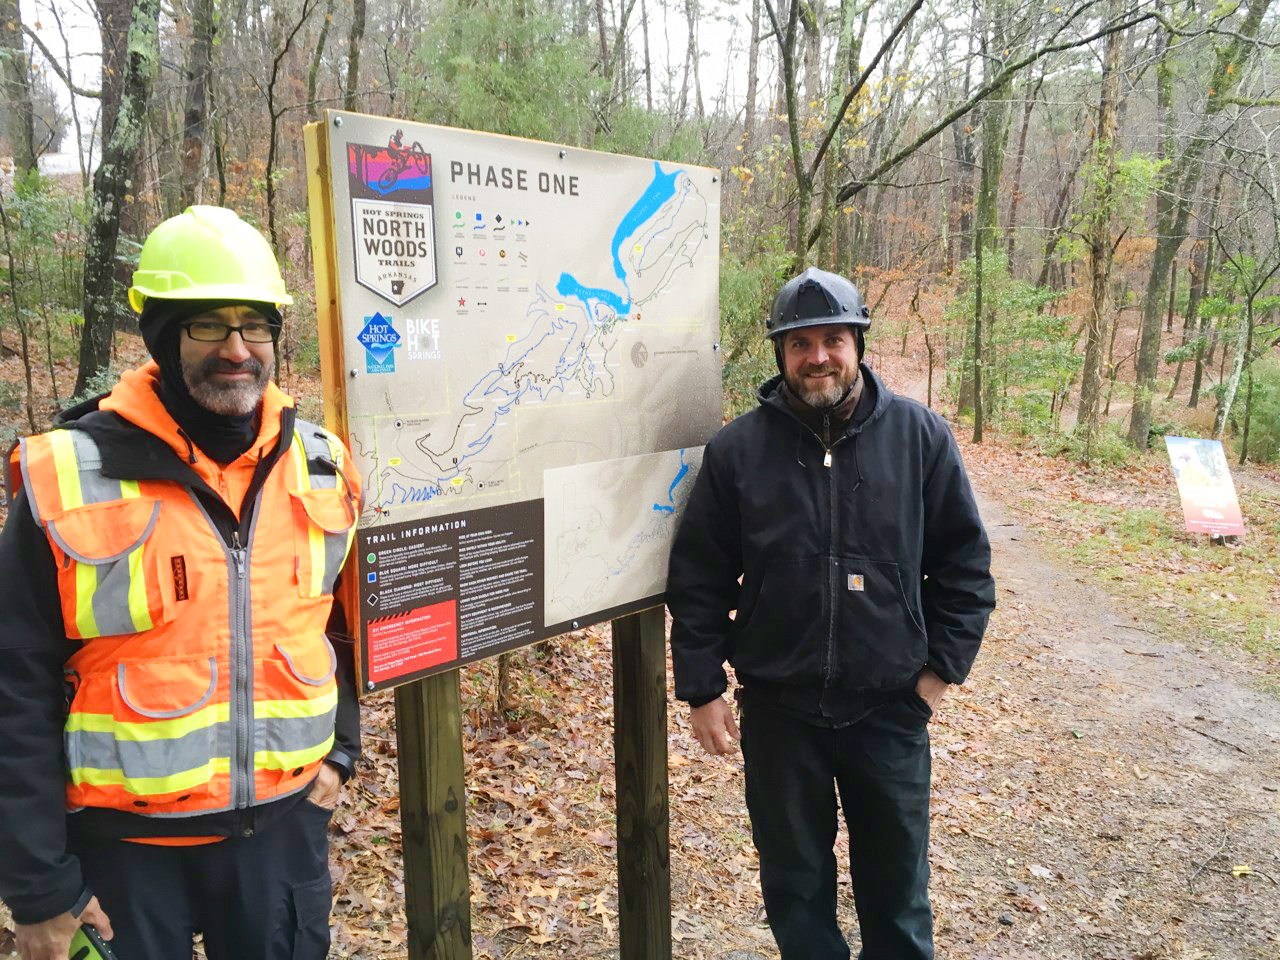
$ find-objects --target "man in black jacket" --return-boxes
[667,267,995,959]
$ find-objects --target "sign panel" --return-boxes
[1164,436,1246,536]
[309,112,722,691]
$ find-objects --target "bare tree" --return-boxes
[180,0,215,207]
[76,0,162,397]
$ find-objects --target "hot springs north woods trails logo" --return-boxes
[348,131,438,306]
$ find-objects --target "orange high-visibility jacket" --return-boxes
[11,375,360,817]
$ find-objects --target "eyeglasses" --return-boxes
[181,319,277,343]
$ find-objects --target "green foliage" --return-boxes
[1040,422,1135,466]
[1164,337,1208,364]
[945,251,1078,435]
[718,216,792,417]
[1076,149,1163,232]
[403,0,603,144]
[1241,355,1280,463]
[66,365,121,409]
[0,380,22,451]
[0,180,88,326]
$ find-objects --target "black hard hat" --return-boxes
[766,267,870,340]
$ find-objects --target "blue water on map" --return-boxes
[651,448,689,513]
[609,162,680,281]
[555,274,630,316]
[391,162,687,504]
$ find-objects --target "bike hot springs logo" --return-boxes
[347,131,438,306]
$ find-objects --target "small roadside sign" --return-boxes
[1164,436,1246,536]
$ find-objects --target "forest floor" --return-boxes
[2,338,1279,959]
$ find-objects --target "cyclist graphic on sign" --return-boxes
[379,129,430,191]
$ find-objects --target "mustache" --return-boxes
[197,356,266,378]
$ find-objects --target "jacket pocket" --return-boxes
[256,637,338,793]
[834,557,928,688]
[288,486,357,598]
[732,556,828,683]
[65,655,225,808]
[46,498,171,639]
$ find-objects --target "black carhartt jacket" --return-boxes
[667,367,995,706]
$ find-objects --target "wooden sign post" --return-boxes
[612,605,672,960]
[390,605,671,960]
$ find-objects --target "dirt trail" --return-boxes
[918,487,1280,959]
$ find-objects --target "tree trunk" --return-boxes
[973,0,1010,424]
[641,0,653,112]
[97,0,149,244]
[1214,299,1252,438]
[344,0,366,110]
[180,0,215,208]
[1189,168,1226,408]
[1004,72,1043,272]
[76,0,161,398]
[1076,6,1124,455]
[1035,134,1085,289]
[307,0,336,119]
[742,0,759,147]
[1128,0,1272,447]
[594,0,609,70]
[0,0,38,176]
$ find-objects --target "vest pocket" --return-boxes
[65,655,226,809]
[45,498,171,639]
[288,487,357,598]
[255,637,338,796]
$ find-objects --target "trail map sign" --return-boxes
[305,112,722,692]
[1164,436,1246,536]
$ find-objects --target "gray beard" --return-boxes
[183,358,272,416]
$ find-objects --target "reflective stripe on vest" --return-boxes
[291,424,358,598]
[20,430,161,639]
[19,418,355,816]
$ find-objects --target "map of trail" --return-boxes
[543,447,703,627]
[354,159,713,519]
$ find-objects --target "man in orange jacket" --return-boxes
[0,207,362,959]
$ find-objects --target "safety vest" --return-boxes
[13,418,359,816]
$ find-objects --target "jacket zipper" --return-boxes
[231,531,250,810]
[805,413,846,687]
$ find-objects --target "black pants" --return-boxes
[740,691,934,960]
[70,798,333,960]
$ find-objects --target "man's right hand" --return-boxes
[15,896,113,960]
[690,696,741,755]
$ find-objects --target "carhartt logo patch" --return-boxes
[171,556,189,601]
[847,574,864,592]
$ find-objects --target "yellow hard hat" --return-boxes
[128,206,292,313]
